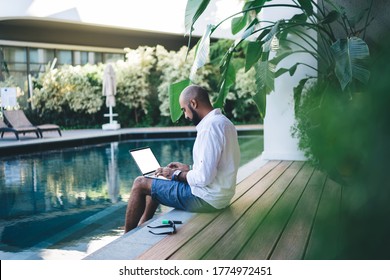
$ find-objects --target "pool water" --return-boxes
[0,135,263,259]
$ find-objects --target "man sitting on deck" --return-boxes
[124,85,240,233]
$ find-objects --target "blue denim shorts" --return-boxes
[151,179,218,212]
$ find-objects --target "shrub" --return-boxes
[32,64,104,114]
[115,46,157,124]
[26,44,258,127]
[155,45,217,118]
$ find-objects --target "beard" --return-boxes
[188,105,201,126]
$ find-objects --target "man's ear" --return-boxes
[190,99,198,109]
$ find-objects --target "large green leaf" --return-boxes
[252,88,267,119]
[293,77,310,114]
[232,0,267,36]
[231,17,259,60]
[231,15,247,35]
[297,0,313,16]
[238,18,259,43]
[331,37,370,90]
[169,79,190,122]
[214,53,236,109]
[269,49,294,65]
[190,24,213,81]
[321,10,340,24]
[255,60,275,94]
[275,63,299,78]
[215,66,236,109]
[257,28,271,42]
[290,13,308,23]
[184,0,211,35]
[251,59,275,118]
[245,41,263,72]
[243,0,267,13]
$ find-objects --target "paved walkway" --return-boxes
[0,124,263,156]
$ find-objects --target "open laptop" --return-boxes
[129,146,169,180]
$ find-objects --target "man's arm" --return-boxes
[176,170,188,183]
[167,162,190,171]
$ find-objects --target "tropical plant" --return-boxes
[169,0,373,122]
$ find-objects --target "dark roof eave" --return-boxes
[0,18,201,50]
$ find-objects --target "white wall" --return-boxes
[261,0,317,161]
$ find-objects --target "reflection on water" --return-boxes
[0,135,263,258]
[0,138,195,220]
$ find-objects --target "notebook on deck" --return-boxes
[129,146,169,180]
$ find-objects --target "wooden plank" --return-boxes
[269,169,327,260]
[233,160,282,201]
[202,161,305,260]
[235,163,314,259]
[167,161,293,260]
[304,177,342,259]
[137,160,281,260]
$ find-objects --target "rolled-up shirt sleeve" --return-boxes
[187,128,223,188]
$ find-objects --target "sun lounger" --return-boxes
[3,110,62,138]
[0,118,40,140]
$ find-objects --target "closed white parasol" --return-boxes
[103,64,116,107]
[102,64,120,130]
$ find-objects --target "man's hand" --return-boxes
[155,167,174,179]
[167,162,190,171]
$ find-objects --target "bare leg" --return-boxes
[124,177,154,233]
[139,196,160,225]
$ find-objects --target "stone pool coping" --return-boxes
[0,124,263,157]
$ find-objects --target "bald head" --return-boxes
[179,85,214,125]
[180,85,212,108]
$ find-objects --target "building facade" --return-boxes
[0,0,239,96]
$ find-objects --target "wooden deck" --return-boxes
[137,160,343,260]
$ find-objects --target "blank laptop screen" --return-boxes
[130,147,161,175]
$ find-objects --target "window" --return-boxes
[73,51,88,65]
[2,47,27,72]
[29,48,55,73]
[103,53,124,63]
[1,47,28,107]
[56,50,72,65]
[88,52,103,64]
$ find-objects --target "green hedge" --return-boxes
[27,43,261,128]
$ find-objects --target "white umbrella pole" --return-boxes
[103,105,120,130]
[109,105,113,124]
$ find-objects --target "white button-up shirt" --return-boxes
[187,109,240,209]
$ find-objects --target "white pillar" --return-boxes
[261,1,316,161]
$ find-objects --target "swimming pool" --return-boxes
[0,135,263,259]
